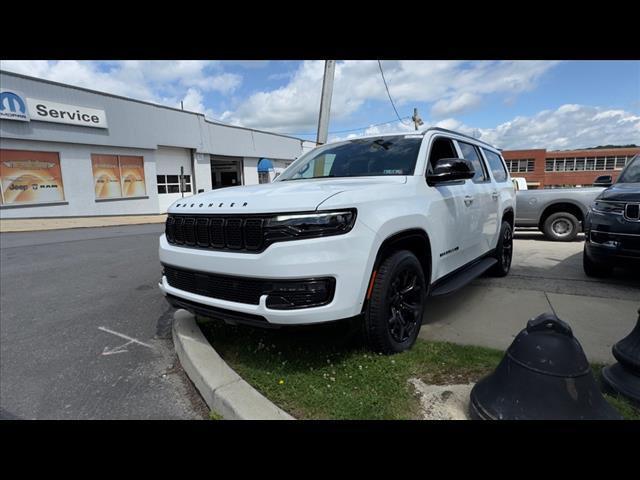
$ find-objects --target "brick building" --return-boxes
[501,147,640,189]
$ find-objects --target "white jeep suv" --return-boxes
[159,128,515,353]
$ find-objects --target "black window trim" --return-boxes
[480,147,510,183]
[455,139,491,184]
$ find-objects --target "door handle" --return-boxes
[464,195,474,206]
[491,191,499,200]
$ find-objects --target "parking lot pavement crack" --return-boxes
[544,292,558,316]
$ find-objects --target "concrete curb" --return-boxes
[172,309,294,420]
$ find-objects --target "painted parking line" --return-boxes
[98,326,154,356]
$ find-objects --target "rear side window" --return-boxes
[458,141,488,182]
[482,149,508,182]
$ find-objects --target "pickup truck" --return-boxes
[158,128,515,353]
[515,180,611,241]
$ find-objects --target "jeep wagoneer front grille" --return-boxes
[165,214,265,251]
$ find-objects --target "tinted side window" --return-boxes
[482,149,508,182]
[427,137,457,174]
[458,141,487,182]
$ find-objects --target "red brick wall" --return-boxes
[502,147,640,188]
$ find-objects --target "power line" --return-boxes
[377,60,410,126]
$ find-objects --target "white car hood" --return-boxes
[168,176,408,214]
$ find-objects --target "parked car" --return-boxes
[515,185,607,241]
[583,154,640,277]
[158,128,515,353]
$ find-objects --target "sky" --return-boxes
[1,60,638,150]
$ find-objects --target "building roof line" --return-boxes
[0,69,307,143]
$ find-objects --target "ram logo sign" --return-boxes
[0,90,30,122]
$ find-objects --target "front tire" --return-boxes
[543,212,579,242]
[488,221,513,277]
[363,250,427,354]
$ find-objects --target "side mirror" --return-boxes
[593,175,613,187]
[427,158,475,185]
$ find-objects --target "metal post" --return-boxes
[316,60,336,145]
[180,165,185,198]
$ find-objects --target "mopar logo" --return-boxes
[0,90,30,122]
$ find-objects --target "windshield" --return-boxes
[617,155,640,183]
[278,135,422,181]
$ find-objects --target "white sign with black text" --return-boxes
[26,98,108,129]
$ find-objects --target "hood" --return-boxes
[167,176,408,214]
[598,182,640,203]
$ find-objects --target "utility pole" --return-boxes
[411,107,424,131]
[316,60,336,145]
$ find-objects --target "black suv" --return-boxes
[583,154,640,277]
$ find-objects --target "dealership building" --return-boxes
[502,146,640,189]
[0,70,314,218]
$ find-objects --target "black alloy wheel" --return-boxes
[364,250,427,354]
[387,267,424,343]
[489,221,513,277]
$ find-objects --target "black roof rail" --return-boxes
[423,127,497,150]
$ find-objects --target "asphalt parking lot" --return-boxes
[420,230,640,363]
[1,225,638,419]
[0,224,207,420]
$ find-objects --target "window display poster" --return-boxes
[0,149,65,205]
[91,154,122,199]
[119,156,146,198]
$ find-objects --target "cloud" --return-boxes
[221,60,559,132]
[431,92,482,117]
[445,104,640,150]
[0,60,242,108]
[329,104,640,151]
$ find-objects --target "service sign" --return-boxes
[0,90,30,122]
[27,98,108,128]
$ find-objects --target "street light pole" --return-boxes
[316,60,336,145]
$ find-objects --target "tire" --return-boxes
[488,220,513,277]
[583,247,612,278]
[542,212,579,242]
[363,250,427,354]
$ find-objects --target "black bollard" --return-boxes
[469,312,622,420]
[601,308,640,407]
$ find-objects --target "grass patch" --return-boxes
[198,317,502,419]
[208,410,224,421]
[198,318,638,420]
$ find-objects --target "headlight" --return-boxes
[591,200,625,214]
[264,209,356,241]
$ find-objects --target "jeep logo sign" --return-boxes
[0,90,30,122]
[27,98,108,128]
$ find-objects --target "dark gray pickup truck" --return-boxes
[515,186,606,241]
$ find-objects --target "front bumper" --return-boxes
[158,220,377,325]
[584,210,640,267]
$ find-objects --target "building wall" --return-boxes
[503,147,640,188]
[0,70,307,218]
[193,153,213,193]
[0,138,159,218]
[0,71,305,160]
[242,157,260,186]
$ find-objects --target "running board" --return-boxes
[429,257,498,297]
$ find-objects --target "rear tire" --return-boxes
[583,247,612,278]
[488,221,513,277]
[363,250,427,354]
[543,212,579,242]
